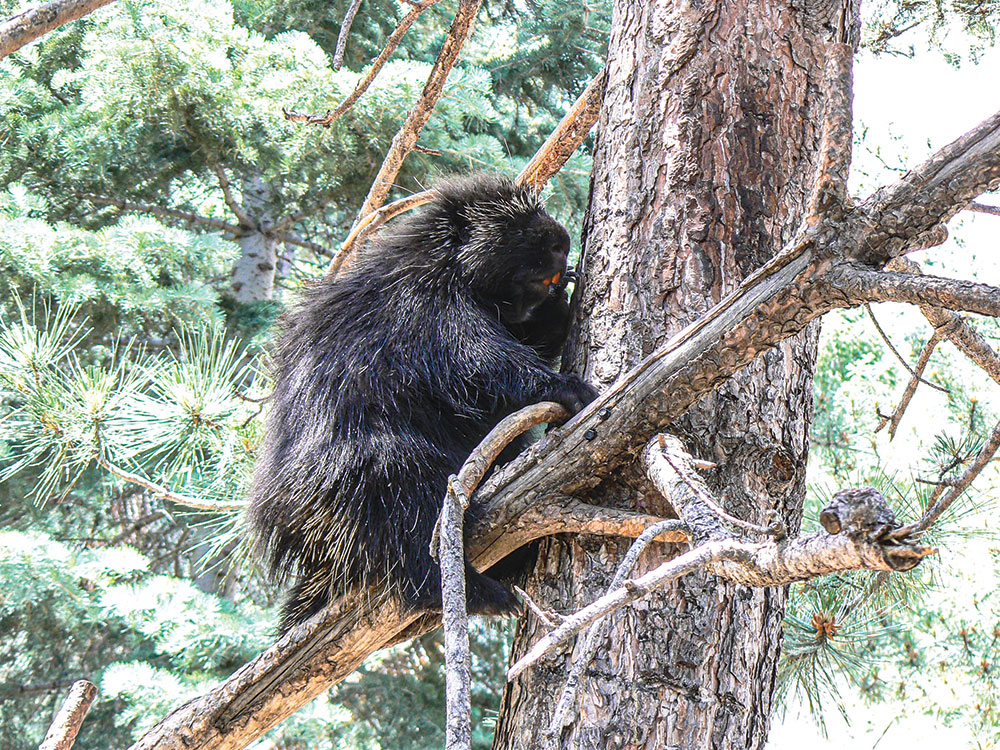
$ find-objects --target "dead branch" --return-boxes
[0,0,113,59]
[353,0,482,221]
[332,0,364,70]
[507,450,934,681]
[875,330,942,438]
[440,403,567,750]
[39,680,97,750]
[516,68,607,191]
[284,0,442,129]
[891,418,1000,538]
[328,64,607,275]
[864,303,948,392]
[967,201,1000,217]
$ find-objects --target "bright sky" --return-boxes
[769,38,1000,749]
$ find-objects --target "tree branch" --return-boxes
[874,330,942,438]
[79,193,244,235]
[891,418,1000,538]
[97,456,243,513]
[39,680,97,750]
[967,201,1000,217]
[0,0,113,59]
[353,0,481,221]
[516,68,607,191]
[284,0,442,128]
[212,164,254,229]
[805,43,854,222]
[835,267,1000,318]
[857,108,1000,263]
[332,0,364,70]
[327,65,607,275]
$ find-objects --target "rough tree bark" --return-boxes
[494,1,859,747]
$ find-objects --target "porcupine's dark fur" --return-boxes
[247,175,598,634]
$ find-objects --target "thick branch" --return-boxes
[1,0,113,59]
[889,256,1000,387]
[836,266,1000,318]
[858,108,1000,263]
[805,43,854,221]
[39,680,97,750]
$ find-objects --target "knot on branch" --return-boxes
[818,487,929,571]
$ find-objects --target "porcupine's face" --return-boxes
[459,201,571,326]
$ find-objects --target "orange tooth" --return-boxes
[542,277,551,286]
[551,272,561,285]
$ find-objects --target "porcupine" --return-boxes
[247,175,598,633]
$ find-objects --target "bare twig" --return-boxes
[891,418,1000,538]
[332,0,364,70]
[875,330,943,438]
[284,0,442,128]
[1,0,113,59]
[967,201,1000,217]
[96,456,243,513]
[440,477,472,750]
[864,304,948,393]
[545,518,683,747]
[39,680,97,750]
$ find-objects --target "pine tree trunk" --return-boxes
[494,1,859,747]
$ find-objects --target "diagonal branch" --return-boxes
[39,680,97,750]
[212,164,254,229]
[332,0,364,70]
[875,330,942,438]
[864,303,948,393]
[1,0,113,59]
[284,0,442,128]
[327,66,608,276]
[891,418,1000,539]
[353,0,482,222]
